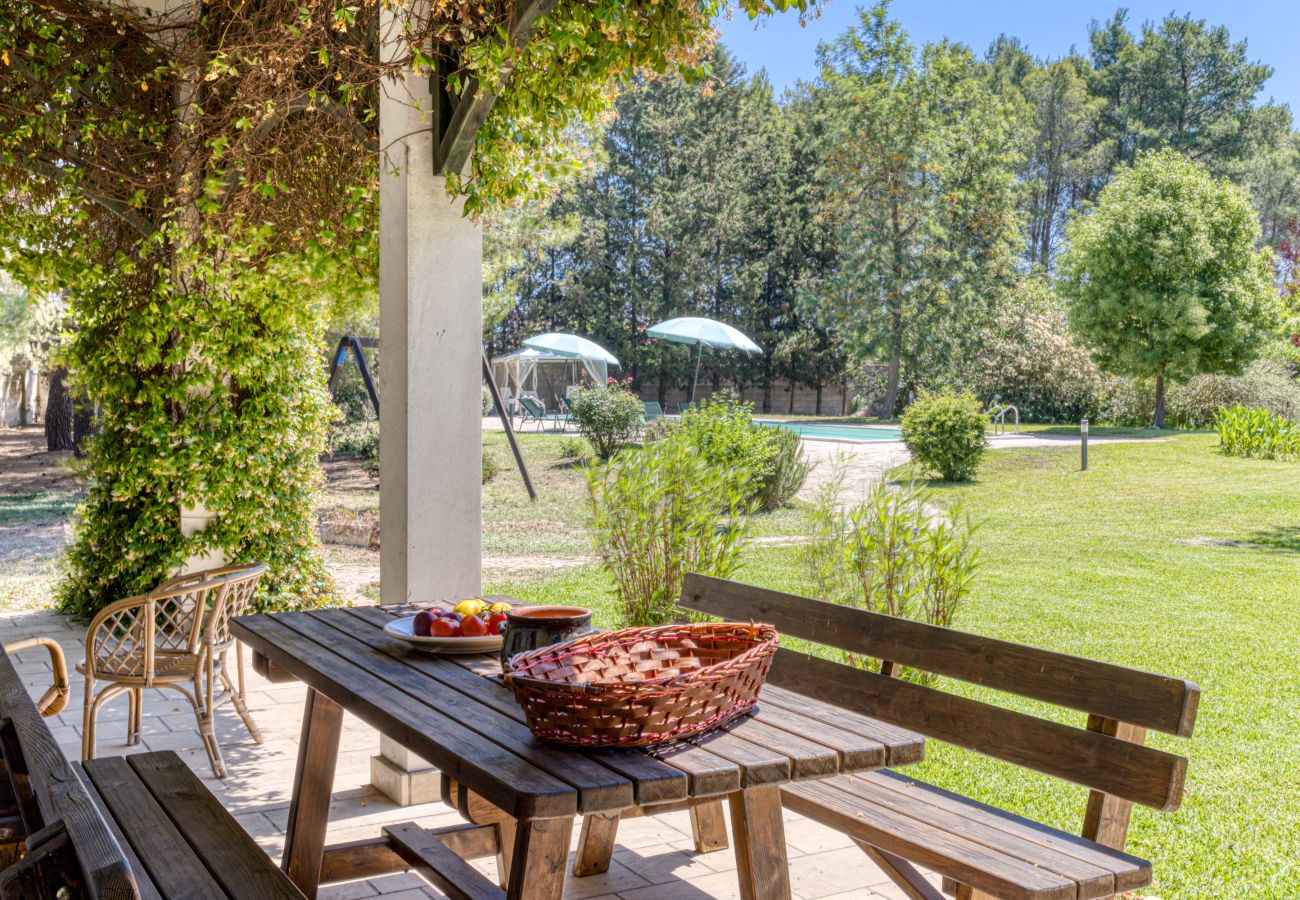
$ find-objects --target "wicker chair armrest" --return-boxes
[4,637,70,717]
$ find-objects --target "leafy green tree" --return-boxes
[802,5,1027,417]
[1059,149,1279,428]
[1017,59,1111,269]
[1245,126,1300,248]
[1089,12,1279,175]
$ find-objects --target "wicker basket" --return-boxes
[502,622,778,748]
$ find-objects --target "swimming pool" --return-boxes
[758,420,903,442]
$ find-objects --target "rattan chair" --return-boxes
[79,562,266,778]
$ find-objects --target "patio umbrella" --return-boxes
[522,333,620,367]
[522,333,620,395]
[646,317,762,403]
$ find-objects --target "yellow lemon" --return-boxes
[454,597,488,617]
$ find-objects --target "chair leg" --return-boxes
[81,673,95,761]
[126,687,141,746]
[196,666,227,779]
[220,659,263,744]
[235,641,247,702]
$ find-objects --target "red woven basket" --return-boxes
[502,622,778,748]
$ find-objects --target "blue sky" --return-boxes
[715,1,1300,110]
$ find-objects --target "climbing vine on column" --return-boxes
[0,0,815,615]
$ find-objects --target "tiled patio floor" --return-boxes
[2,607,933,900]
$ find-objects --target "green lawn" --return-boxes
[485,431,1300,897]
[0,492,79,611]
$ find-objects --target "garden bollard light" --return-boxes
[1081,419,1089,471]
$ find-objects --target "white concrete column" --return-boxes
[377,6,483,608]
[372,7,483,804]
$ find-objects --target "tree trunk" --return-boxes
[879,350,902,419]
[1153,373,1167,429]
[44,369,75,452]
[815,383,823,416]
[788,381,796,414]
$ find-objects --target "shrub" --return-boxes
[1166,359,1300,429]
[801,479,978,684]
[570,386,644,460]
[673,394,774,477]
[900,389,988,481]
[482,448,500,483]
[974,280,1105,423]
[1214,405,1300,460]
[585,440,753,627]
[642,416,676,444]
[481,384,494,416]
[755,428,813,511]
[670,394,810,507]
[1096,376,1155,427]
[329,420,378,461]
[557,437,588,461]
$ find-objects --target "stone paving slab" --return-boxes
[0,608,933,899]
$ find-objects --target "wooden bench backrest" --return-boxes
[681,574,1200,818]
[0,647,138,898]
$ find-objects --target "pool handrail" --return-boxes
[992,404,1020,436]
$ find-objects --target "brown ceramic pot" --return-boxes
[500,606,597,669]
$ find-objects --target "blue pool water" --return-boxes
[758,420,903,442]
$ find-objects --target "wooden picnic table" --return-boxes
[232,605,924,900]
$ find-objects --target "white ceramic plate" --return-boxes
[383,614,504,655]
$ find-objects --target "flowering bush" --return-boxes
[974,284,1105,423]
[570,385,644,460]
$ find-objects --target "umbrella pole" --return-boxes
[690,343,702,404]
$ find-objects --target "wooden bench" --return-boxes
[677,574,1201,900]
[0,636,305,899]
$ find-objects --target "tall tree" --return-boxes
[1245,123,1300,248]
[1089,12,1278,175]
[1059,149,1279,428]
[802,5,1027,417]
[1017,58,1110,269]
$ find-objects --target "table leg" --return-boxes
[495,817,517,889]
[690,800,730,852]
[507,816,573,900]
[573,812,620,876]
[729,784,791,900]
[283,688,344,898]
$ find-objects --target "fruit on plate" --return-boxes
[430,617,460,638]
[454,598,488,617]
[487,601,513,614]
[460,614,488,637]
[413,610,436,637]
[485,613,508,634]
